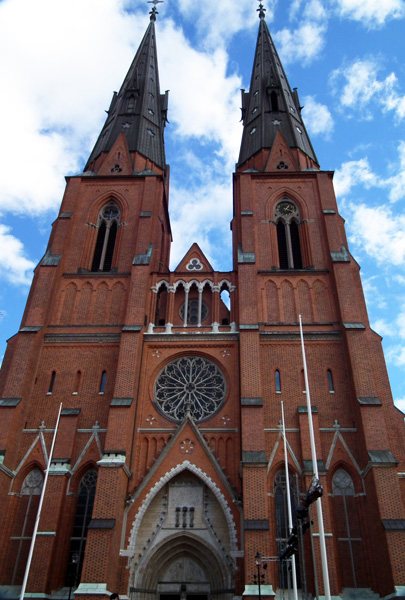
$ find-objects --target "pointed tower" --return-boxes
[238,3,317,172]
[233,5,405,600]
[86,8,168,174]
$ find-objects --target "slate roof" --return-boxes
[238,12,318,167]
[85,15,168,171]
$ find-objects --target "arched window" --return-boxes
[91,202,120,272]
[99,371,107,394]
[10,469,44,584]
[274,200,303,269]
[274,470,301,588]
[332,469,360,588]
[275,369,281,393]
[327,369,334,393]
[155,283,168,326]
[48,371,56,394]
[65,469,98,588]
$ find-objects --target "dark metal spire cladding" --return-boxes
[85,15,168,172]
[238,10,318,168]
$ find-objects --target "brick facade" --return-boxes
[0,12,404,600]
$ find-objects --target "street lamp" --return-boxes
[254,551,267,600]
[67,552,80,600]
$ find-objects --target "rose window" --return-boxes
[154,356,226,422]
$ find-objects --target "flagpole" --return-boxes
[299,315,331,600]
[281,401,298,600]
[20,403,63,600]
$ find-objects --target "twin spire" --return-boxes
[85,7,168,173]
[85,3,318,174]
[238,11,318,167]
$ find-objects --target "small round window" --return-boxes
[154,356,226,422]
[179,299,209,324]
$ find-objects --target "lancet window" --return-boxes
[10,469,44,584]
[275,200,303,269]
[65,469,98,588]
[91,202,120,272]
[332,469,362,588]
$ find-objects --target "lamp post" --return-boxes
[67,552,79,600]
[254,551,267,600]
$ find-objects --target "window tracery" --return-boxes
[65,469,98,588]
[275,199,303,269]
[154,356,226,422]
[91,202,120,272]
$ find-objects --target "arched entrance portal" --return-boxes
[127,470,236,600]
[131,534,229,600]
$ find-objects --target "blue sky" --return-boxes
[0,0,404,411]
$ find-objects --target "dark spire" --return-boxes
[85,13,168,172]
[238,8,318,168]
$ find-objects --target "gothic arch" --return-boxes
[266,188,308,221]
[86,190,129,224]
[125,461,238,557]
[132,531,231,595]
[68,461,99,495]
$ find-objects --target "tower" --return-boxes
[0,6,404,600]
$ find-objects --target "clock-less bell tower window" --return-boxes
[91,202,121,272]
[275,200,303,269]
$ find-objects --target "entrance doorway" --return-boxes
[160,596,208,600]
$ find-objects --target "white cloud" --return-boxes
[330,58,405,121]
[394,397,405,413]
[176,0,259,49]
[386,345,405,367]
[0,224,36,286]
[333,0,405,27]
[301,95,334,137]
[274,21,327,65]
[159,22,242,170]
[334,158,380,196]
[169,178,232,270]
[386,141,405,202]
[0,0,147,216]
[372,318,394,336]
[334,142,405,202]
[345,203,405,266]
[361,276,387,310]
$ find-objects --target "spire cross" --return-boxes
[257,2,266,19]
[148,0,164,21]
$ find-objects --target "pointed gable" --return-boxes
[264,130,300,172]
[97,133,134,176]
[130,415,239,510]
[174,243,214,273]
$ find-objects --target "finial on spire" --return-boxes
[257,2,266,19]
[148,0,163,21]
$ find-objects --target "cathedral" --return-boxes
[0,4,404,600]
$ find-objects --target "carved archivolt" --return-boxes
[125,460,238,558]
